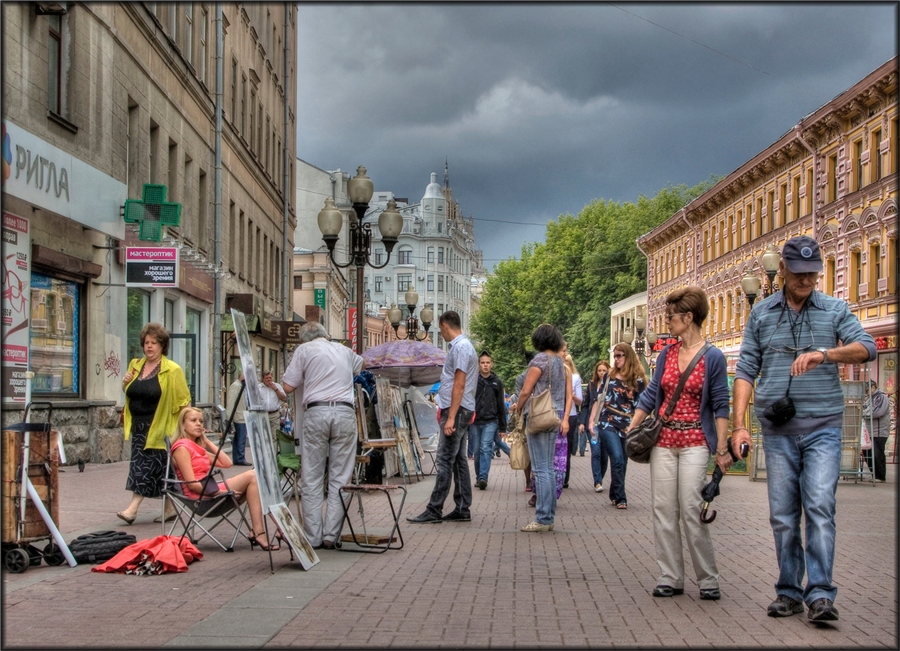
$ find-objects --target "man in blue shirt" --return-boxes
[732,235,875,623]
[408,311,478,524]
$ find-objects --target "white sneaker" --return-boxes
[594,483,604,493]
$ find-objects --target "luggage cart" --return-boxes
[1,402,76,573]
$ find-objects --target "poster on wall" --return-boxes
[2,212,31,403]
[231,308,319,570]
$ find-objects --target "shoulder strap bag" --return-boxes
[591,373,612,430]
[526,356,563,435]
[625,343,710,463]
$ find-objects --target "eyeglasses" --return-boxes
[665,312,688,321]
[613,353,625,359]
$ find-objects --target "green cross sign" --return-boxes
[123,184,182,242]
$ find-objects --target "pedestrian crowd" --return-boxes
[115,236,880,626]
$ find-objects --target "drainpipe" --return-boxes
[793,125,819,240]
[212,3,224,404]
[282,3,292,342]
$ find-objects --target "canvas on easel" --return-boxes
[231,308,319,569]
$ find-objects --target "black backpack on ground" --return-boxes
[68,531,136,564]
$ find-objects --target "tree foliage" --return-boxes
[471,179,718,388]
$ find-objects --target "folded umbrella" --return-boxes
[92,535,203,575]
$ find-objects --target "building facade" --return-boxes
[637,58,897,389]
[1,3,296,463]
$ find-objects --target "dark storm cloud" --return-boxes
[296,3,897,267]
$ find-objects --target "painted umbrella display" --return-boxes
[361,340,447,387]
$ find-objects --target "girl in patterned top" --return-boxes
[589,343,646,509]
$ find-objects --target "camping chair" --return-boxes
[276,429,301,513]
[161,437,254,555]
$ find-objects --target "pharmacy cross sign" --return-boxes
[123,183,182,242]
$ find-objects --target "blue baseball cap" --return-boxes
[782,236,823,274]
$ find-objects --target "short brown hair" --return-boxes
[140,322,170,355]
[665,286,710,327]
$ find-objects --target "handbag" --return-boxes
[625,343,710,463]
[526,357,562,435]
[591,373,611,431]
[508,419,530,470]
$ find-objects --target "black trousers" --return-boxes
[564,414,578,485]
[862,436,888,481]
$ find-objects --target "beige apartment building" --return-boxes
[1,3,296,463]
[637,58,897,390]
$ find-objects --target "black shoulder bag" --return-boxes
[625,343,710,463]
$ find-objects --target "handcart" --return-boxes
[2,402,77,573]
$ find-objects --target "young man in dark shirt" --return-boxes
[470,350,508,490]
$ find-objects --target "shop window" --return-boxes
[30,273,80,396]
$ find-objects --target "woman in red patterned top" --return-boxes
[627,287,731,601]
[171,407,281,552]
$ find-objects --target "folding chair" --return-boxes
[161,437,254,556]
[276,429,301,511]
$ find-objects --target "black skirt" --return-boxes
[125,374,166,498]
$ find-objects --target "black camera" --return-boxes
[763,395,796,426]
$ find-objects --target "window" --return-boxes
[149,121,159,182]
[427,274,434,292]
[47,14,64,115]
[293,276,302,290]
[427,247,434,264]
[851,250,862,301]
[778,184,787,228]
[231,59,237,121]
[249,90,256,150]
[398,249,411,265]
[240,75,247,134]
[127,289,151,364]
[437,248,444,264]
[198,169,207,246]
[184,3,193,66]
[888,236,898,295]
[854,139,864,191]
[30,273,80,396]
[768,190,775,232]
[168,139,179,203]
[229,200,237,268]
[827,153,838,203]
[373,249,383,265]
[792,175,800,221]
[872,129,883,182]
[397,274,412,292]
[869,243,881,293]
[199,7,208,85]
[806,168,814,215]
[168,3,178,44]
[438,275,444,292]
[825,257,836,296]
[374,276,383,292]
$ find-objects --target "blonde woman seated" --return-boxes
[170,406,281,552]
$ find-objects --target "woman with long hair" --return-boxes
[170,406,283,551]
[582,359,611,490]
[627,286,731,600]
[589,343,646,509]
[514,324,572,532]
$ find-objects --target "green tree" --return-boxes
[472,179,718,389]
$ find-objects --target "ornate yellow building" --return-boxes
[638,58,898,388]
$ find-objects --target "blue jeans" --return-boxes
[493,430,510,456]
[425,408,473,518]
[471,421,498,482]
[526,421,559,525]
[577,428,587,455]
[590,424,609,486]
[763,426,842,605]
[232,422,248,464]
[598,424,627,504]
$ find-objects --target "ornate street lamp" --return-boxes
[632,314,658,359]
[741,244,782,308]
[317,166,403,354]
[388,288,433,341]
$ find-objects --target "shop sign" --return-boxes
[2,120,126,238]
[125,247,178,287]
[314,288,326,308]
[2,212,31,403]
[348,307,358,350]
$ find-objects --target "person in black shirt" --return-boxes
[471,351,508,490]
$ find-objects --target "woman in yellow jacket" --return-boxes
[117,323,191,524]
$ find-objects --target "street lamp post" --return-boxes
[317,166,403,354]
[741,244,781,307]
[631,314,658,359]
[388,288,434,341]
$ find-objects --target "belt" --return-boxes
[663,419,702,431]
[306,400,354,410]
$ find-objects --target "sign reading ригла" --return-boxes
[125,247,178,287]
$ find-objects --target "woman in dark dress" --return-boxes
[117,323,191,524]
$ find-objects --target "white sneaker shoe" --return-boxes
[594,483,604,493]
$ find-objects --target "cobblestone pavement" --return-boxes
[2,451,896,648]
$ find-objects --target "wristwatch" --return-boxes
[816,347,829,363]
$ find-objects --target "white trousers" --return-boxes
[650,444,719,590]
[299,406,357,546]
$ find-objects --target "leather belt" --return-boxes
[664,419,702,431]
[306,400,354,410]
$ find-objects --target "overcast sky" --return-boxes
[295,3,898,269]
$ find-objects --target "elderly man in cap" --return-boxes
[731,235,875,622]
